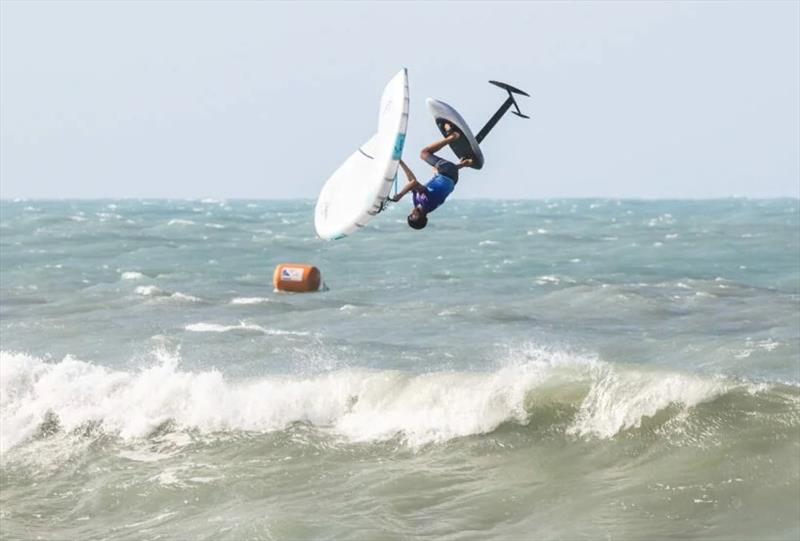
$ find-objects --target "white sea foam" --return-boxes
[169,292,201,303]
[135,285,165,297]
[0,349,547,451]
[134,285,200,302]
[167,219,195,226]
[121,271,144,280]
[735,338,783,359]
[535,275,562,285]
[230,297,272,305]
[0,346,749,453]
[184,322,306,335]
[567,366,729,438]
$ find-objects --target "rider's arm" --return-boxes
[391,160,421,202]
[399,159,417,183]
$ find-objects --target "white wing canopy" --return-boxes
[314,69,409,240]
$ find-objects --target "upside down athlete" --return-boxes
[390,124,473,230]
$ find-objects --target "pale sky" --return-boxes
[1,0,798,199]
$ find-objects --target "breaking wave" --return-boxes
[1,346,795,454]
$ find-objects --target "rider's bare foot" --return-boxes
[443,123,460,140]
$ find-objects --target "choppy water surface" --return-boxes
[1,198,798,540]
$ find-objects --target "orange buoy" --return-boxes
[273,263,322,293]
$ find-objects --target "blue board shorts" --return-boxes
[423,153,459,183]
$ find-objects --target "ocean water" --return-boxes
[1,198,798,540]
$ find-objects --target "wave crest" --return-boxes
[0,347,791,454]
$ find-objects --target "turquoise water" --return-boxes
[1,198,798,540]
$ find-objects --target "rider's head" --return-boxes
[407,207,428,230]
